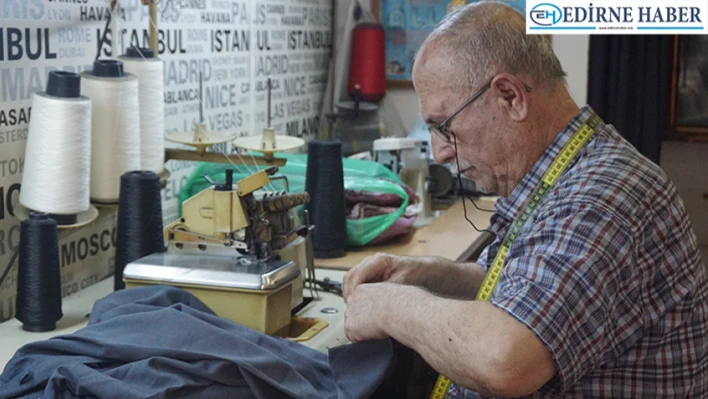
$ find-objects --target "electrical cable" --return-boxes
[452,133,496,234]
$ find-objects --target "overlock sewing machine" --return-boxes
[122,165,349,348]
[120,69,348,345]
[118,57,349,349]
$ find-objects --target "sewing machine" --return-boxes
[122,163,347,348]
[113,49,350,347]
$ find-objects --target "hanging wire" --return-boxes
[451,133,495,234]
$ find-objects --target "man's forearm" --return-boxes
[415,259,487,299]
[378,285,555,397]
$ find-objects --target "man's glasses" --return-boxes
[427,78,532,142]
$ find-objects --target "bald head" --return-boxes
[413,1,566,93]
[411,1,580,197]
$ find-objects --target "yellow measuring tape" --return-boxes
[429,114,601,399]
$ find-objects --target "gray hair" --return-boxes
[421,1,567,92]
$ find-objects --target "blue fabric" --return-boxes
[0,285,394,399]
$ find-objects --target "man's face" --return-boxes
[413,55,508,194]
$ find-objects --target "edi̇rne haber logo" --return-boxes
[526,0,708,34]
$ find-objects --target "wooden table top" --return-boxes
[314,199,495,270]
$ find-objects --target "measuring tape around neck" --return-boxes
[429,113,602,399]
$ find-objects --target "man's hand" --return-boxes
[343,253,486,301]
[342,253,429,301]
[344,282,401,343]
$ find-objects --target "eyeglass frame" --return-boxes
[427,77,533,143]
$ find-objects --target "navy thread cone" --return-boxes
[114,170,165,290]
[15,212,62,332]
[305,140,347,258]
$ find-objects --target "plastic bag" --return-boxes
[342,175,409,246]
[178,152,410,246]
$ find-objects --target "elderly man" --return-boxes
[342,1,708,398]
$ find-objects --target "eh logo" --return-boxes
[530,3,563,26]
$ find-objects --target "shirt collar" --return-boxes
[493,104,600,220]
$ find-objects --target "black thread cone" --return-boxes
[15,212,62,332]
[114,171,165,290]
[305,140,347,258]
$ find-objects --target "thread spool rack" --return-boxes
[165,75,304,168]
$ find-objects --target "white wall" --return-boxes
[387,87,420,132]
[552,35,589,106]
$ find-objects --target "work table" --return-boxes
[0,269,351,369]
[315,198,496,269]
[0,199,494,370]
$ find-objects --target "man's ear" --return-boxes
[492,73,529,122]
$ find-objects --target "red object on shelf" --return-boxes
[348,22,386,102]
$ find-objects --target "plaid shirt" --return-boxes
[448,105,708,398]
